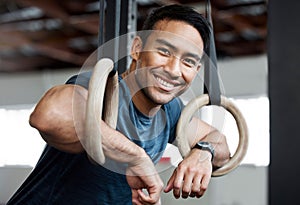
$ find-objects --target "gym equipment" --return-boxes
[175,0,248,176]
[84,0,248,175]
[85,58,118,164]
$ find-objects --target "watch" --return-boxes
[193,141,215,161]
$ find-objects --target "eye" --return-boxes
[157,47,171,57]
[182,57,198,68]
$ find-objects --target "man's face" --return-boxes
[133,20,204,105]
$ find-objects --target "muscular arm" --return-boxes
[29,84,84,153]
[29,84,148,163]
[29,84,163,204]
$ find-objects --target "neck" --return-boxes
[122,62,161,117]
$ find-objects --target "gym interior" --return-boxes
[0,1,299,205]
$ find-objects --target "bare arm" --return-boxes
[29,84,154,163]
[29,84,163,204]
[185,117,231,168]
[29,84,85,153]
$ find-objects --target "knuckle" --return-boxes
[176,164,185,172]
[173,183,181,189]
[200,185,207,192]
[187,166,197,174]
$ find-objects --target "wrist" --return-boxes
[192,141,215,161]
[128,148,150,166]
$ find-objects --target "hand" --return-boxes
[131,189,161,205]
[126,155,163,205]
[164,149,213,199]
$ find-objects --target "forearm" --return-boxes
[100,120,149,164]
[197,129,231,168]
[185,117,230,168]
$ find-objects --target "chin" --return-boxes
[143,87,182,105]
[150,92,178,105]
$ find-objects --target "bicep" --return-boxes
[29,84,88,153]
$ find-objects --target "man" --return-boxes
[7,4,230,205]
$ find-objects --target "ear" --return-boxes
[130,36,143,60]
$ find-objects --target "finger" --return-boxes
[191,174,201,193]
[172,169,184,199]
[181,174,194,198]
[132,198,143,205]
[164,172,175,193]
[196,192,203,198]
[132,189,143,205]
[189,192,196,198]
[199,175,210,196]
[137,189,159,204]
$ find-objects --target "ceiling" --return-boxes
[0,0,267,72]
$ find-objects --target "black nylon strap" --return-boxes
[204,0,221,105]
[98,0,105,60]
[98,0,119,75]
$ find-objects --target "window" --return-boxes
[164,96,270,167]
[0,96,269,167]
[0,106,45,167]
[223,96,269,166]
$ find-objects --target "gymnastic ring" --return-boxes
[175,94,248,177]
[85,58,119,165]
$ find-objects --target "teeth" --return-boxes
[156,77,174,88]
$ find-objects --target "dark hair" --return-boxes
[141,4,211,52]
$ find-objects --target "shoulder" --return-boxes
[65,71,123,90]
[65,71,92,89]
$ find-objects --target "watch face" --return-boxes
[195,141,215,160]
[197,141,210,147]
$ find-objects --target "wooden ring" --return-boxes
[84,58,119,165]
[175,94,248,177]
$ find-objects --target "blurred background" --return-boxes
[0,0,268,205]
[0,0,267,72]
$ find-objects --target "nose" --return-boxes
[165,56,182,77]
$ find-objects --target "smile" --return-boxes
[155,76,175,88]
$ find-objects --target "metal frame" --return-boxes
[98,0,136,74]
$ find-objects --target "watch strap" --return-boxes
[193,141,215,161]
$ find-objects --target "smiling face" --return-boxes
[129,20,204,110]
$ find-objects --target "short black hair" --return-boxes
[141,4,211,53]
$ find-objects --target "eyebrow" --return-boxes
[155,38,202,60]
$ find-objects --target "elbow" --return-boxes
[213,135,231,168]
[29,86,63,133]
[29,100,56,134]
[28,85,86,153]
[29,106,49,133]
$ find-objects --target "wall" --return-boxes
[160,164,267,205]
[0,54,268,107]
[0,68,79,107]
